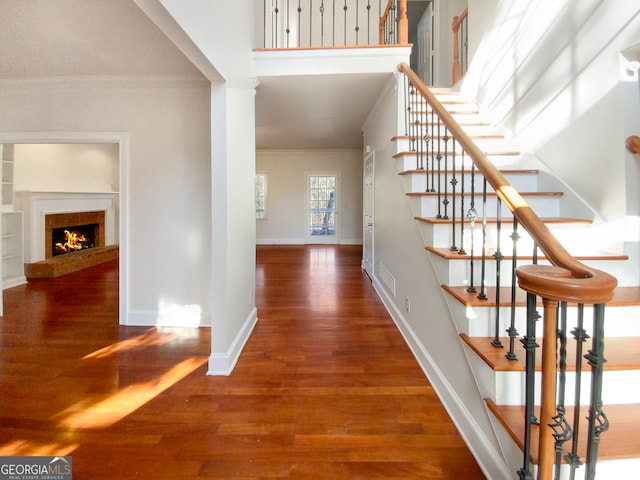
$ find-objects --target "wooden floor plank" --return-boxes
[0,245,486,479]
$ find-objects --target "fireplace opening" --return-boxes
[52,224,97,257]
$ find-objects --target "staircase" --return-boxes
[392,69,640,478]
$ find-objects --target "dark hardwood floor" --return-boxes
[0,245,486,479]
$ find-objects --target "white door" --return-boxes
[362,152,374,278]
[306,173,339,244]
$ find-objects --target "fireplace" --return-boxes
[16,191,118,264]
[51,223,97,256]
[45,211,105,259]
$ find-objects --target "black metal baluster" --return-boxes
[425,106,431,189]
[477,178,488,300]
[567,303,586,479]
[418,95,425,171]
[442,128,450,219]
[403,74,409,137]
[274,0,279,48]
[467,164,477,293]
[429,108,435,192]
[450,139,458,251]
[517,292,540,480]
[309,0,313,46]
[355,0,360,45]
[333,0,336,46]
[320,0,325,46]
[366,0,371,44]
[584,303,609,480]
[286,0,291,47]
[297,1,302,46]
[344,0,348,46]
[379,0,382,45]
[506,218,520,360]
[414,91,422,170]
[491,198,503,348]
[409,82,416,153]
[550,302,573,480]
[435,119,443,218]
[458,152,466,255]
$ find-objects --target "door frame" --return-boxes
[362,151,374,278]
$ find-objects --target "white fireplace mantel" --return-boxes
[15,191,118,263]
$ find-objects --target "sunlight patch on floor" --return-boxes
[53,357,207,430]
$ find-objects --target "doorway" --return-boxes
[0,132,127,321]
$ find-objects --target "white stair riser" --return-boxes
[446,299,640,338]
[395,153,522,171]
[466,349,640,405]
[400,170,539,193]
[394,136,515,154]
[430,253,629,288]
[418,220,588,251]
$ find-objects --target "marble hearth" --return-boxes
[15,191,118,264]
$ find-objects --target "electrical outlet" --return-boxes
[404,297,410,313]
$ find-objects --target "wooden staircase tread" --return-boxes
[461,334,640,372]
[391,121,491,133]
[407,190,564,197]
[486,399,640,463]
[442,285,640,307]
[412,108,480,114]
[400,169,540,176]
[393,133,504,140]
[429,246,627,261]
[394,149,521,157]
[417,216,590,224]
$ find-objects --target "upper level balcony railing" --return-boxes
[261,0,408,49]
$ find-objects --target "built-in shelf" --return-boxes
[2,211,26,289]
[1,144,26,289]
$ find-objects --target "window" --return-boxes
[307,174,338,241]
[255,173,267,219]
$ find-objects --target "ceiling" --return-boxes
[0,0,390,150]
[255,73,391,149]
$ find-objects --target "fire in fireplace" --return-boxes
[52,224,97,256]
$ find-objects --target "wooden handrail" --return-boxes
[452,8,468,84]
[399,62,617,479]
[380,0,408,45]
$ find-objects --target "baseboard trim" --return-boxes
[207,307,258,376]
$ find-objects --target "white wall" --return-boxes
[256,149,364,244]
[0,77,212,327]
[464,0,640,221]
[14,143,119,193]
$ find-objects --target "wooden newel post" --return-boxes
[537,297,559,480]
[398,0,408,45]
[452,15,461,84]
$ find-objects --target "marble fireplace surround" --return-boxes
[16,191,118,264]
